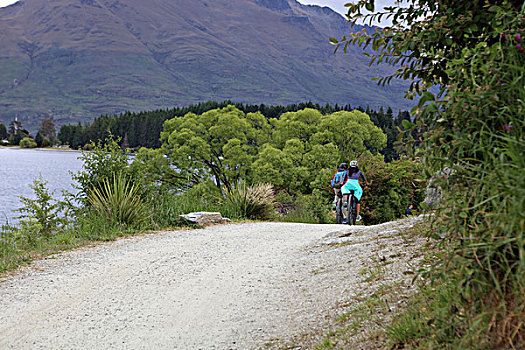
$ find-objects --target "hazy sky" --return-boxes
[0,0,18,7]
[297,0,352,17]
[296,0,396,26]
[0,0,395,15]
[0,0,395,25]
[297,0,396,15]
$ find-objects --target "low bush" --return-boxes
[359,154,426,225]
[279,190,332,224]
[72,134,131,204]
[19,137,37,148]
[72,211,138,242]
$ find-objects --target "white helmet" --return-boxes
[349,160,358,168]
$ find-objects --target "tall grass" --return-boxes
[1,224,18,272]
[221,183,275,220]
[149,190,221,228]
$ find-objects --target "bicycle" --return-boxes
[335,191,357,225]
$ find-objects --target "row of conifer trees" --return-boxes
[57,100,410,162]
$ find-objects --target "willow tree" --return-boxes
[253,108,386,193]
[160,105,270,191]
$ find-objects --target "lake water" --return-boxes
[0,148,84,224]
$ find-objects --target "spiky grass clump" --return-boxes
[222,183,275,220]
[88,173,151,228]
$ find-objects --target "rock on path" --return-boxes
[0,217,426,349]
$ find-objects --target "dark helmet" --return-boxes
[349,160,358,168]
[338,162,348,170]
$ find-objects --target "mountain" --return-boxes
[0,0,410,130]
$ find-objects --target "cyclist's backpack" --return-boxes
[331,170,347,189]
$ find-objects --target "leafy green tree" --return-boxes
[39,116,56,143]
[271,108,323,148]
[160,106,270,190]
[0,123,7,140]
[41,137,51,148]
[128,147,189,193]
[7,119,28,145]
[251,144,294,190]
[35,131,44,147]
[256,109,385,193]
[316,110,386,156]
[8,119,21,136]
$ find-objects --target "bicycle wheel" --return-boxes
[347,194,355,225]
[335,196,343,224]
[351,198,357,225]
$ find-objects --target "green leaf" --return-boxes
[417,91,436,107]
[401,119,415,130]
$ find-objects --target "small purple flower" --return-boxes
[501,33,506,38]
[517,43,523,52]
[503,125,514,133]
[516,34,521,41]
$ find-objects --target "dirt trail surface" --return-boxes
[0,217,426,349]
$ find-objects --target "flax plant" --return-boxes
[88,172,151,228]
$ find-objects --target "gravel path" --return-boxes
[0,217,426,349]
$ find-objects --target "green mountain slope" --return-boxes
[0,0,411,130]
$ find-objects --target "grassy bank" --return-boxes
[273,219,440,350]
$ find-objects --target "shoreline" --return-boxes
[0,145,81,152]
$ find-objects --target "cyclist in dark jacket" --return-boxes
[330,162,349,209]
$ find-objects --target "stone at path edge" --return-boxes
[179,212,232,225]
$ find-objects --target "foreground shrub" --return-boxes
[418,8,524,348]
[221,183,275,220]
[340,1,524,347]
[88,173,151,228]
[16,177,62,238]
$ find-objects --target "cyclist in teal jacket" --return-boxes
[341,160,368,221]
